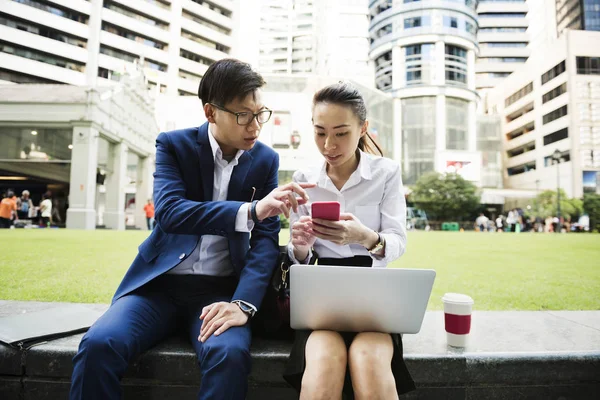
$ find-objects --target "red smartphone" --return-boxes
[311,201,340,221]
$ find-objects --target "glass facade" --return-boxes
[405,44,435,85]
[445,45,467,85]
[0,127,72,161]
[446,98,469,150]
[402,97,437,184]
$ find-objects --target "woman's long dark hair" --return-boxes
[313,82,384,156]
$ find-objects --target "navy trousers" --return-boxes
[69,275,252,400]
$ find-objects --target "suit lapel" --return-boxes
[196,123,214,201]
[228,151,253,201]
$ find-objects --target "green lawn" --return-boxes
[1,230,599,310]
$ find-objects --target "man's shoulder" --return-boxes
[250,140,278,160]
[159,126,201,142]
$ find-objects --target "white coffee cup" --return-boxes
[442,293,474,348]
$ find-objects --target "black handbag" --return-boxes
[253,245,316,338]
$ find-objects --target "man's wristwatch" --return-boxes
[232,301,256,318]
[367,232,384,254]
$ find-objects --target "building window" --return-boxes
[580,150,600,168]
[507,141,535,158]
[13,0,89,24]
[542,82,567,104]
[505,82,533,107]
[404,43,435,85]
[182,10,231,35]
[543,127,569,145]
[104,1,168,30]
[506,121,534,140]
[445,44,467,85]
[507,161,536,176]
[404,16,429,29]
[541,60,566,85]
[180,48,215,66]
[443,16,458,28]
[576,56,600,75]
[0,67,62,83]
[374,23,392,39]
[506,102,534,123]
[102,23,167,50]
[189,0,232,18]
[0,13,87,48]
[478,13,527,18]
[0,40,85,72]
[446,98,469,150]
[479,27,526,33]
[465,21,476,34]
[544,150,570,167]
[181,30,230,53]
[542,105,568,124]
[100,45,167,71]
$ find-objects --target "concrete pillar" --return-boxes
[468,101,477,152]
[436,94,446,153]
[166,0,182,96]
[135,155,154,230]
[393,97,403,165]
[392,45,404,90]
[467,49,475,91]
[67,125,99,230]
[103,142,128,230]
[435,41,445,86]
[85,0,103,86]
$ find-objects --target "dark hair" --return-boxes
[198,58,265,106]
[7,190,14,198]
[43,192,51,200]
[313,82,383,156]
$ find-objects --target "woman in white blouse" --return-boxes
[283,82,415,399]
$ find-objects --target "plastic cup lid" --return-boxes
[442,293,474,304]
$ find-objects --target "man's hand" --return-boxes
[255,182,316,220]
[291,216,317,261]
[198,302,248,343]
[312,213,378,247]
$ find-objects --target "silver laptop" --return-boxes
[290,265,436,334]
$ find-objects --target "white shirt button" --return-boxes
[179,253,185,260]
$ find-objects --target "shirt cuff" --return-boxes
[287,243,313,264]
[235,203,254,232]
[231,299,257,313]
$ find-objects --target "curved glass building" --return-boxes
[369,0,481,185]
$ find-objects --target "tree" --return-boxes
[410,172,480,221]
[583,193,600,232]
[532,190,583,220]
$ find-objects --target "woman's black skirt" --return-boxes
[282,256,416,398]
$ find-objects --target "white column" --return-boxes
[135,155,154,230]
[468,101,477,152]
[103,142,128,230]
[435,41,445,86]
[436,94,446,156]
[392,45,404,90]
[393,97,403,165]
[467,49,475,91]
[67,125,99,230]
[166,0,182,96]
[85,0,103,86]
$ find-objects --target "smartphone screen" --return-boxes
[311,201,340,221]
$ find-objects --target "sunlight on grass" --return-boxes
[1,230,598,310]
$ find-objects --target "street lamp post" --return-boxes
[552,149,562,232]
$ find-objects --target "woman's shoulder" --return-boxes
[363,152,400,174]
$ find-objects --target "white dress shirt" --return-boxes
[169,127,254,278]
[287,150,407,267]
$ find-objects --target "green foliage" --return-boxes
[533,190,584,220]
[410,172,480,221]
[583,193,600,232]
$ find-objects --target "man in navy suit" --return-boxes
[70,58,314,400]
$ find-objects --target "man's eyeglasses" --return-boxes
[209,103,272,126]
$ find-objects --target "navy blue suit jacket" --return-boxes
[113,122,281,309]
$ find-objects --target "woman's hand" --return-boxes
[312,213,379,248]
[291,216,317,261]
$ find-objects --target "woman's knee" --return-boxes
[305,330,347,369]
[348,332,393,373]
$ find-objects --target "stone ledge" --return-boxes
[1,301,600,399]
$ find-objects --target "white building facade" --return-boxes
[475,0,530,104]
[257,0,374,86]
[0,0,235,95]
[487,30,600,198]
[369,0,481,185]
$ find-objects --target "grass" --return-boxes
[1,229,599,310]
